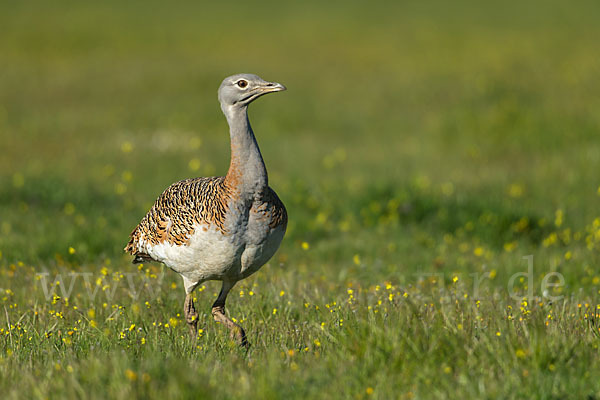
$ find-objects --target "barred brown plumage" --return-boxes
[260,187,288,229]
[125,176,232,255]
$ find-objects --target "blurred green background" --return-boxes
[1,0,600,398]
[2,0,599,267]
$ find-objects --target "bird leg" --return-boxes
[184,292,199,339]
[211,281,248,348]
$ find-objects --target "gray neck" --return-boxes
[223,105,268,196]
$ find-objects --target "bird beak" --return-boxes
[238,81,286,105]
[261,82,286,93]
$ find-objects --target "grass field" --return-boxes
[1,0,600,398]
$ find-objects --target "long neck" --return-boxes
[223,105,268,197]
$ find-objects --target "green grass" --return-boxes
[1,0,600,398]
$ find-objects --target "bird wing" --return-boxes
[260,186,288,230]
[124,176,232,262]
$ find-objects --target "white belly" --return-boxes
[146,224,241,282]
[145,218,285,287]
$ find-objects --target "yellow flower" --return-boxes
[452,276,459,283]
[301,241,310,250]
[68,247,76,255]
[125,369,138,381]
[555,209,563,227]
[508,183,524,198]
[188,158,201,172]
[503,242,517,252]
[513,217,529,232]
[121,141,133,153]
[366,387,374,395]
[189,137,202,149]
[115,183,127,195]
[473,247,483,257]
[272,308,277,315]
[542,233,558,247]
[63,202,76,215]
[279,290,285,297]
[353,254,361,265]
[121,170,133,182]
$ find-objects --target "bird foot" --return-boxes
[212,306,249,348]
[187,320,198,339]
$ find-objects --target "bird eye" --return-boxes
[236,80,248,88]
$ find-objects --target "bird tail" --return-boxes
[124,232,153,264]
[132,254,152,264]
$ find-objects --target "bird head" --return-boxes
[218,73,286,111]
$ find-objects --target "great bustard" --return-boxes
[125,74,287,347]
